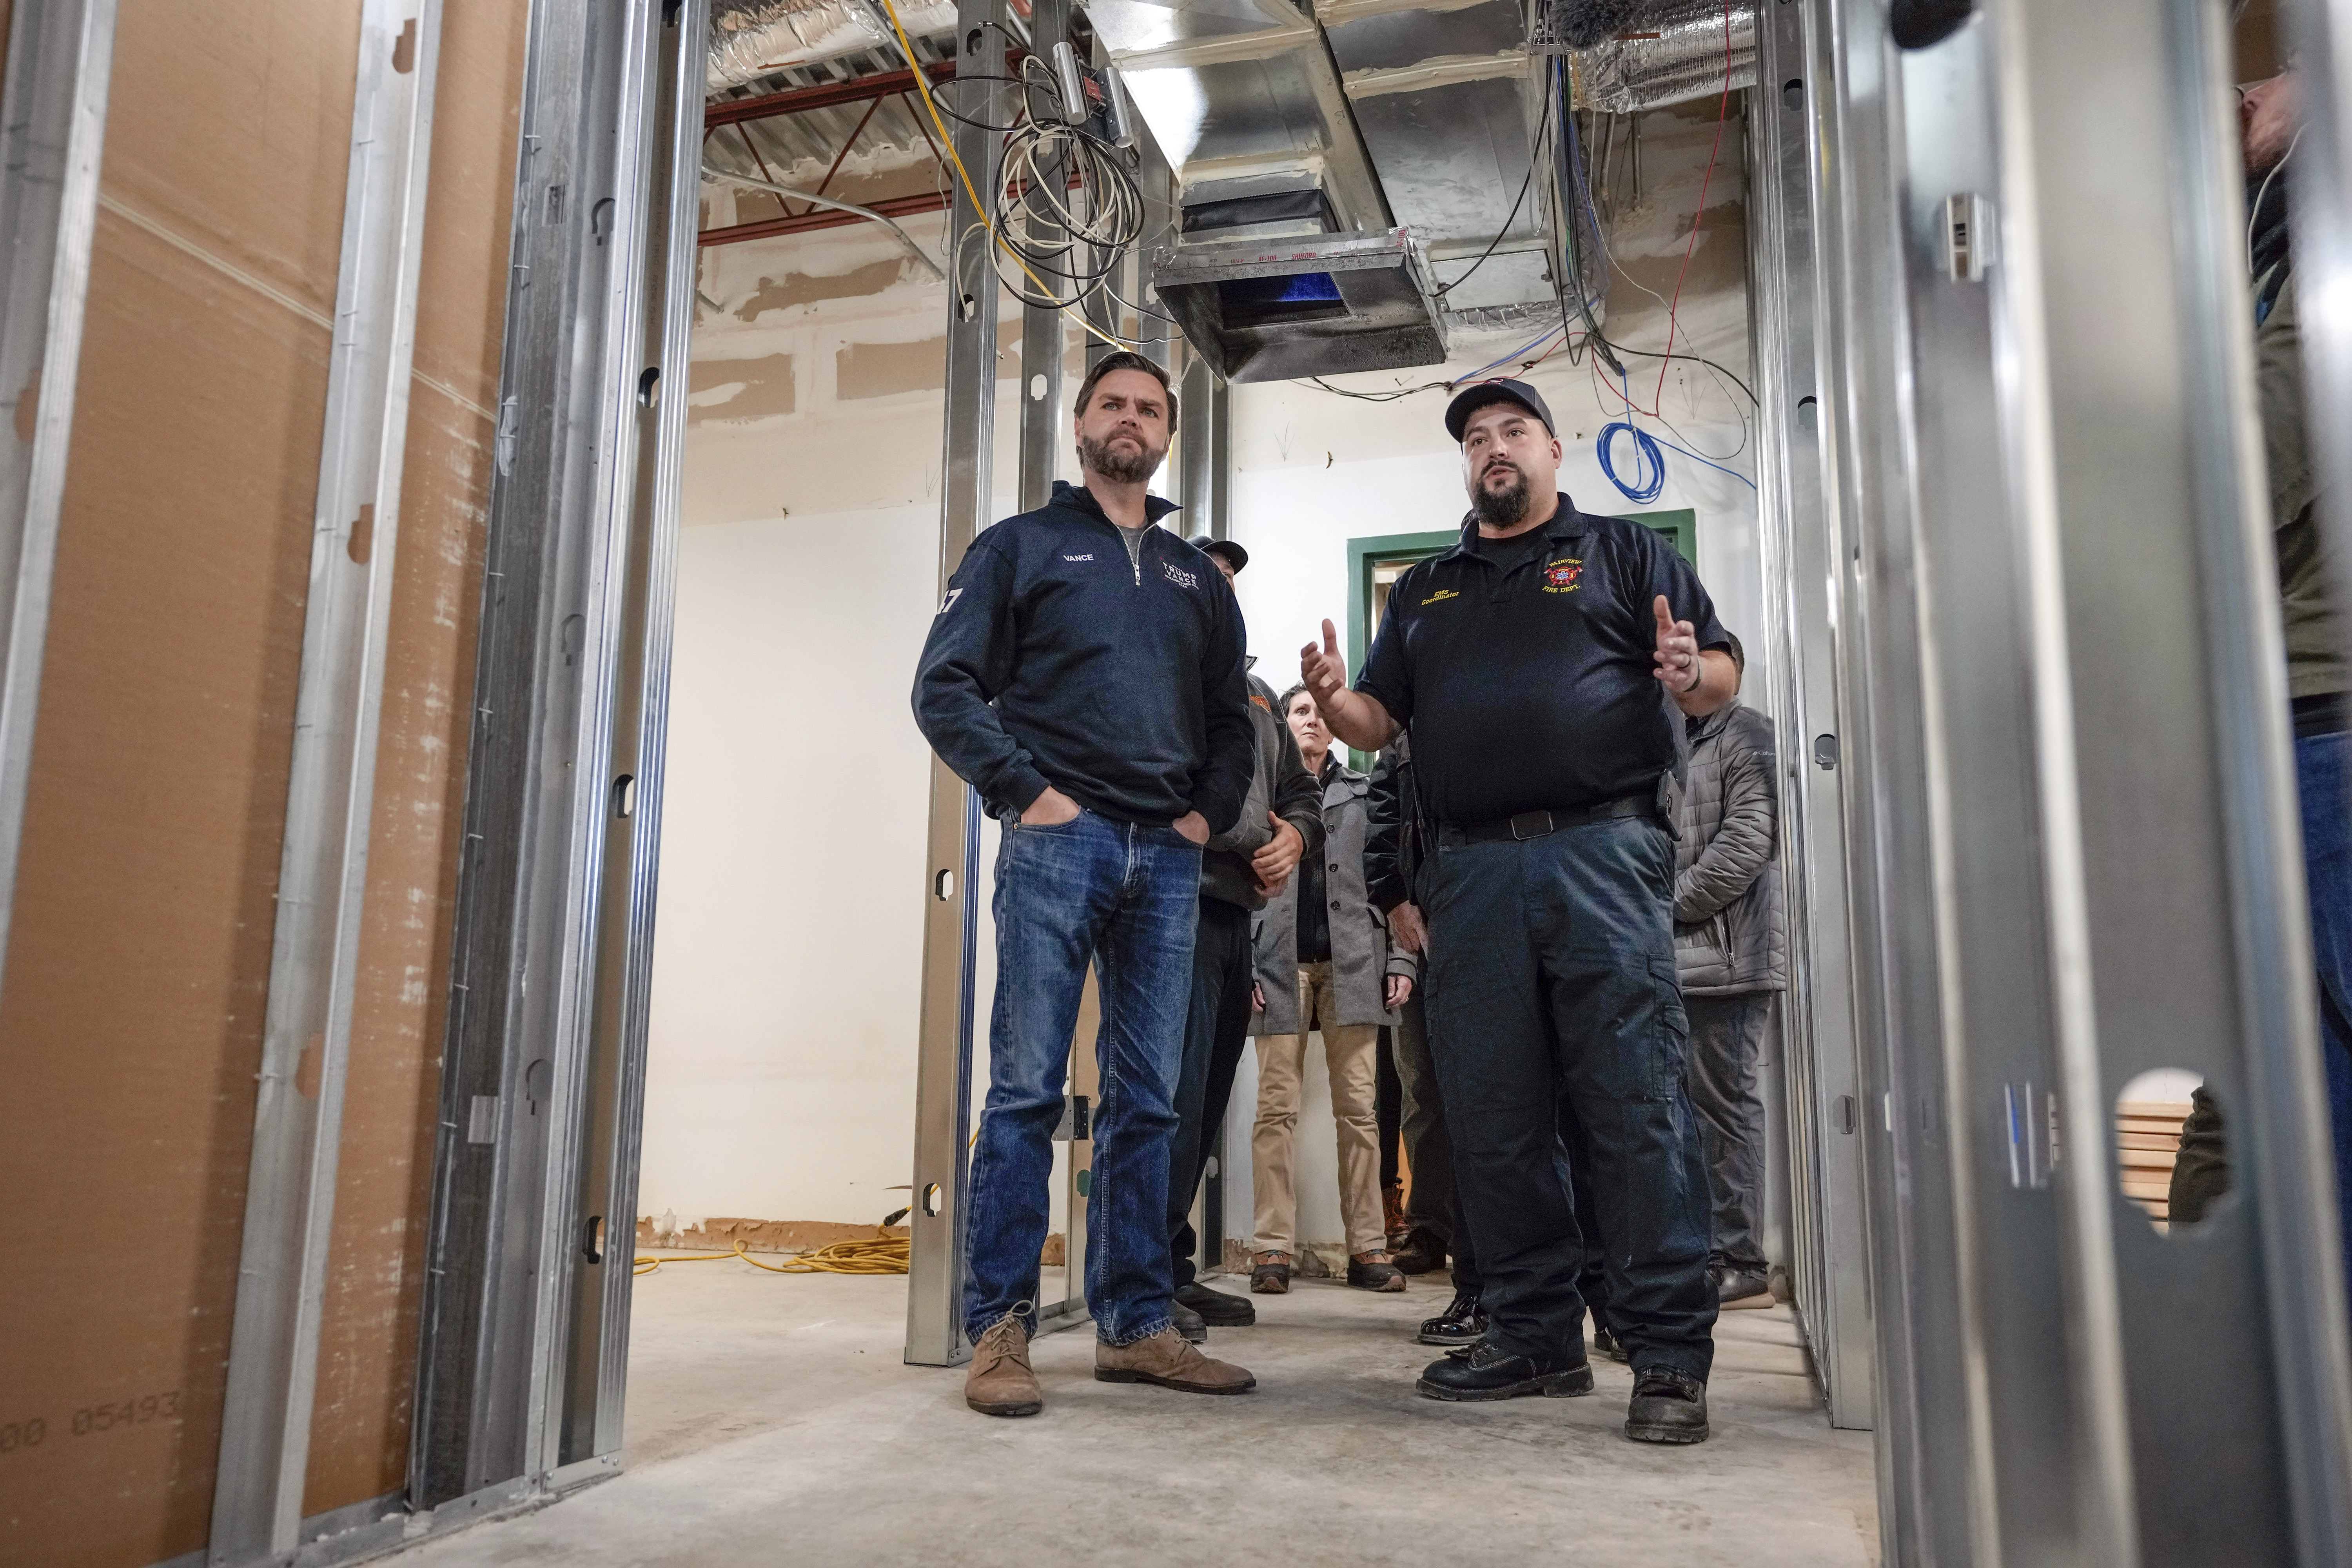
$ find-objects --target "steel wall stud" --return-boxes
[2267,0,2352,1545]
[1749,0,1878,1438]
[551,0,711,1470]
[0,0,118,998]
[1014,0,1093,1339]
[209,5,444,1559]
[410,0,669,1504]
[905,0,1010,1370]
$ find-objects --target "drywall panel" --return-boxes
[0,220,337,1568]
[300,0,525,1516]
[691,353,797,422]
[0,5,357,1564]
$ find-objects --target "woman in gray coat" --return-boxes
[1248,686,1419,1294]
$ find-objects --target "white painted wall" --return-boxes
[642,503,938,1224]
[644,209,1020,1228]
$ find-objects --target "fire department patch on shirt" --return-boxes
[1542,558,1583,594]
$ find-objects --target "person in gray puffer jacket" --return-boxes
[1671,635,1786,1308]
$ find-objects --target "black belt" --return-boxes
[1446,793,1655,844]
[2293,691,2349,740]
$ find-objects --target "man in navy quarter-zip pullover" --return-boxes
[912,351,1257,1417]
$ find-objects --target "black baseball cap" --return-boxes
[1444,377,1556,441]
[1189,533,1248,573]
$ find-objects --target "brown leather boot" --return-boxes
[1095,1327,1256,1395]
[1348,1250,1408,1292]
[964,1313,1042,1417]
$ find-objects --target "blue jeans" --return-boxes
[1421,814,1717,1378]
[2295,730,2352,1312]
[963,807,1201,1347]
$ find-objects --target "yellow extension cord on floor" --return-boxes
[634,1228,910,1278]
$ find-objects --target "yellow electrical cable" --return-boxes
[737,1230,912,1275]
[632,1246,740,1277]
[875,0,1134,354]
[633,1229,910,1278]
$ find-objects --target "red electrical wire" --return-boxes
[1628,0,1737,419]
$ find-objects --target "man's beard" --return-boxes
[1079,430,1163,485]
[1471,465,1530,526]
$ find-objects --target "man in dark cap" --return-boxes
[1193,535,1249,577]
[1298,377,1733,1444]
[1161,531,1320,1339]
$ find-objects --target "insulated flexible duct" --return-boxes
[1550,0,1757,115]
[708,0,957,91]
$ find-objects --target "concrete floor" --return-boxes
[396,1263,1879,1568]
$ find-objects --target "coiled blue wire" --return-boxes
[1597,416,1667,504]
[1596,374,1759,502]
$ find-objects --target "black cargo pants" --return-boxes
[1167,897,1256,1288]
[1421,813,1717,1379]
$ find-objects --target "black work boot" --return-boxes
[1171,1298,1208,1344]
[1417,1340,1594,1402]
[1625,1366,1710,1444]
[1593,1323,1630,1363]
[1391,1225,1449,1275]
[1175,1279,1257,1326]
[1718,1269,1773,1308]
[1416,1288,1488,1347]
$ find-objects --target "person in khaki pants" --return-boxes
[1248,686,1418,1294]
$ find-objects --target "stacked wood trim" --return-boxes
[2117,1099,2196,1226]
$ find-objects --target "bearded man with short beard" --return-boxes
[913,351,1258,1417]
[1299,377,1737,1445]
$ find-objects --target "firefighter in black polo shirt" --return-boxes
[1297,378,1735,1445]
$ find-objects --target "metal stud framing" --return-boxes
[0,0,117,995]
[410,0,673,1504]
[209,5,446,1559]
[1016,0,1070,521]
[1744,1,1878,1438]
[1783,0,2352,1558]
[1985,0,2352,1553]
[2276,3,2352,1553]
[1800,2,1962,1555]
[1009,0,1099,1339]
[552,0,710,1470]
[904,0,1009,1370]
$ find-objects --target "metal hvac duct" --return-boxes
[1093,0,1453,378]
[1083,0,1393,234]
[706,0,956,91]
[1152,228,1448,381]
[1570,0,1755,114]
[1322,0,1554,325]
